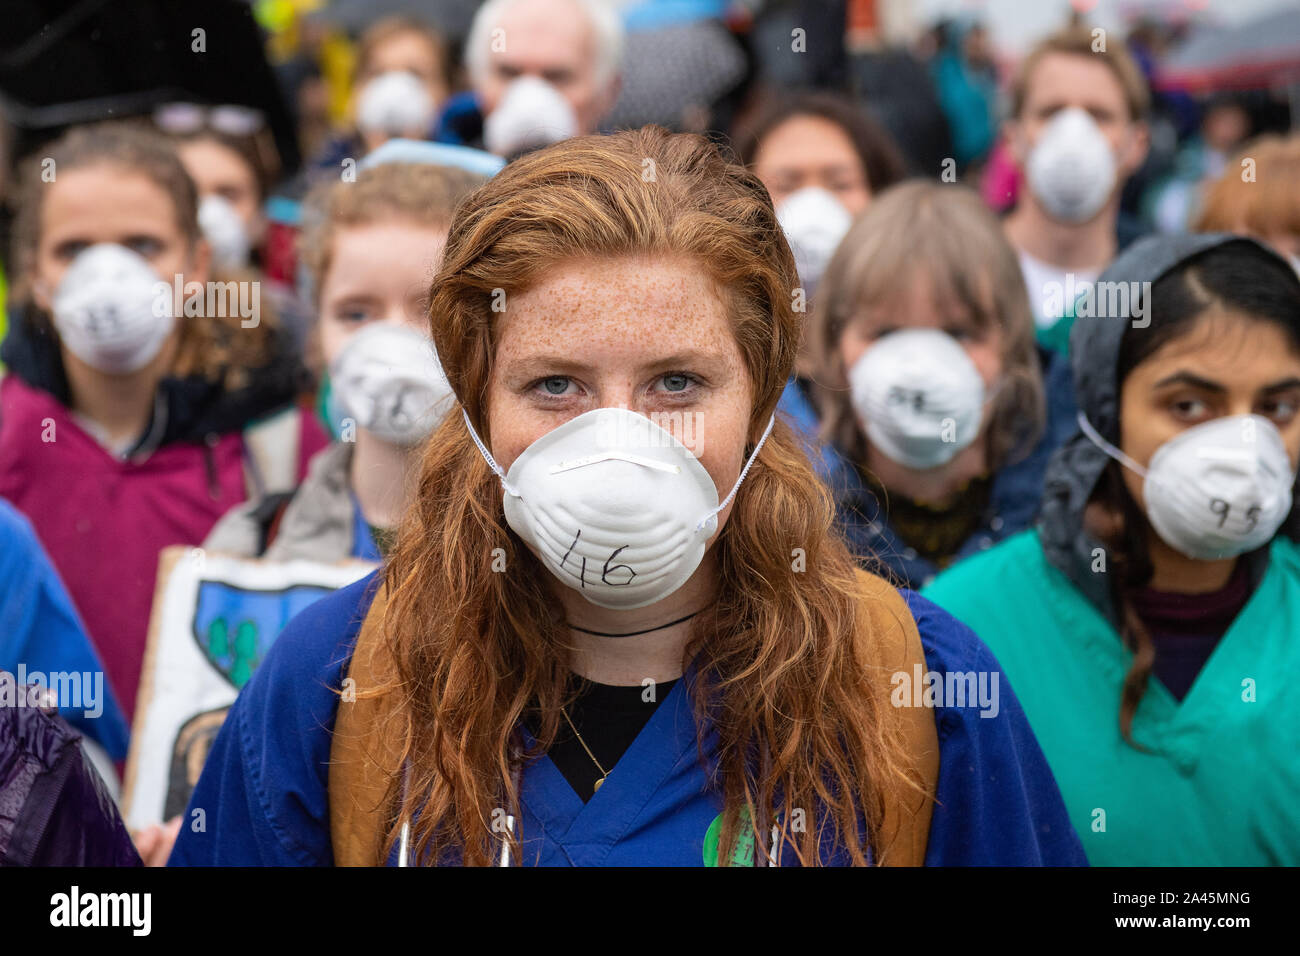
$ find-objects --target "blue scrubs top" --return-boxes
[168,573,1086,866]
[348,493,383,562]
[0,498,130,760]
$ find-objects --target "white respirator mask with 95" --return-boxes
[1078,411,1296,561]
[463,405,776,611]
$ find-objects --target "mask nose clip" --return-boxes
[550,452,681,476]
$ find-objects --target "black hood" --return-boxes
[1036,232,1299,621]
[1,303,311,454]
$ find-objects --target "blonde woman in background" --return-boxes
[780,181,1078,589]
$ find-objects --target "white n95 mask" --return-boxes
[483,76,578,158]
[1078,412,1296,561]
[849,328,986,470]
[357,71,436,136]
[1025,107,1117,224]
[51,244,173,374]
[464,405,776,611]
[198,194,251,271]
[330,323,454,446]
[777,187,853,291]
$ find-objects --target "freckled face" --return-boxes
[486,255,755,533]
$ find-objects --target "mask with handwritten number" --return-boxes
[1080,412,1295,561]
[50,243,173,374]
[848,328,986,470]
[463,405,775,611]
[330,323,454,446]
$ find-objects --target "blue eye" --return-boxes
[542,376,570,395]
[662,373,692,392]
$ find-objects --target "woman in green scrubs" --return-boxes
[923,233,1300,865]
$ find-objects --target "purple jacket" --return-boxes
[0,687,141,866]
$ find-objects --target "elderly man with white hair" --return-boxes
[435,0,625,158]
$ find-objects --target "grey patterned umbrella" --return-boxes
[604,18,748,131]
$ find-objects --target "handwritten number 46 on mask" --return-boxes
[559,529,636,588]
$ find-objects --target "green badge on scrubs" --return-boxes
[703,809,756,867]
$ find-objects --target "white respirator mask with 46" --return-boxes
[464,405,776,611]
[49,243,174,375]
[849,328,987,470]
[1078,411,1296,561]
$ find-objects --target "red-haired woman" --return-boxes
[171,127,1084,867]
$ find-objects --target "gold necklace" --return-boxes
[559,705,609,793]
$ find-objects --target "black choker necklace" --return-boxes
[567,609,703,638]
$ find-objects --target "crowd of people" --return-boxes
[1,0,1297,869]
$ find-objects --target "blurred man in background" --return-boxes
[1002,26,1151,351]
[435,0,624,158]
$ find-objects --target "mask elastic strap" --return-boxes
[695,413,777,533]
[1076,410,1149,479]
[462,407,520,496]
[397,762,412,867]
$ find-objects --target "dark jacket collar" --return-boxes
[1,303,310,456]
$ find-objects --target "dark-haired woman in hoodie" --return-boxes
[925,234,1300,865]
[0,123,327,725]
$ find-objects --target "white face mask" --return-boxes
[198,194,250,271]
[483,75,578,158]
[776,187,852,290]
[50,244,174,375]
[330,323,455,446]
[1025,107,1118,224]
[356,71,436,137]
[1078,412,1296,561]
[849,328,986,470]
[464,405,776,611]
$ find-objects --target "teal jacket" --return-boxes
[924,529,1300,866]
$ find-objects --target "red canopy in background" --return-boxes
[1155,8,1300,92]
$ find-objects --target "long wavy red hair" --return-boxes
[377,126,917,866]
